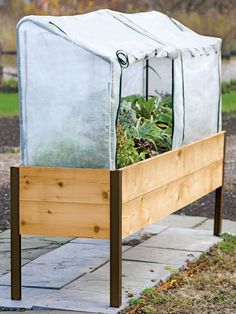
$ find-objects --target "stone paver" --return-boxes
[195,218,236,234]
[0,243,130,288]
[32,289,121,314]
[0,252,31,276]
[0,231,72,277]
[66,260,172,294]
[0,286,55,309]
[141,227,220,252]
[153,215,207,228]
[122,224,168,245]
[123,246,201,265]
[0,216,235,313]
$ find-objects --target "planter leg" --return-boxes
[214,186,223,236]
[10,167,21,300]
[214,132,226,237]
[110,171,122,308]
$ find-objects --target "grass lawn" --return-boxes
[222,90,236,115]
[124,233,236,314]
[0,92,18,116]
[0,90,235,116]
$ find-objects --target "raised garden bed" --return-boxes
[11,131,225,307]
[11,9,225,309]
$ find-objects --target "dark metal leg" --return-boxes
[10,167,21,300]
[110,170,122,308]
[214,132,226,236]
[214,186,223,236]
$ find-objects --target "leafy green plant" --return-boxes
[116,125,146,168]
[116,93,173,168]
[133,96,158,119]
[133,117,160,149]
[117,98,137,128]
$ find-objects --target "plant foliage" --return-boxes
[117,93,173,168]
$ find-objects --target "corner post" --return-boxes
[10,166,21,300]
[214,132,226,236]
[110,170,122,308]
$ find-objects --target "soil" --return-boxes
[0,114,235,232]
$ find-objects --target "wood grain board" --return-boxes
[20,167,110,204]
[20,201,110,238]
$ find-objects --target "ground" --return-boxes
[123,233,236,314]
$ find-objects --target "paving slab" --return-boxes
[0,229,72,244]
[0,243,130,289]
[123,246,201,265]
[122,224,168,246]
[66,260,172,295]
[31,289,123,314]
[195,219,236,234]
[157,215,207,228]
[0,252,30,276]
[0,286,55,309]
[0,230,72,277]
[71,224,167,247]
[0,242,62,261]
[141,227,220,252]
[0,237,68,252]
[70,238,109,245]
[0,229,10,238]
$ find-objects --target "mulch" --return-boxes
[0,114,235,232]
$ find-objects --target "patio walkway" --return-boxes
[0,215,235,313]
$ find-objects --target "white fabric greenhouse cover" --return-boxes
[17,9,222,169]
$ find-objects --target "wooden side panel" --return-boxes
[20,167,110,204]
[122,159,223,238]
[20,201,109,238]
[19,167,110,238]
[122,132,225,203]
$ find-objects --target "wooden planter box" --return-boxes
[11,131,225,307]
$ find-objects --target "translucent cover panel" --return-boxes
[148,58,172,97]
[121,57,172,98]
[122,61,144,97]
[181,51,221,145]
[18,22,112,168]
